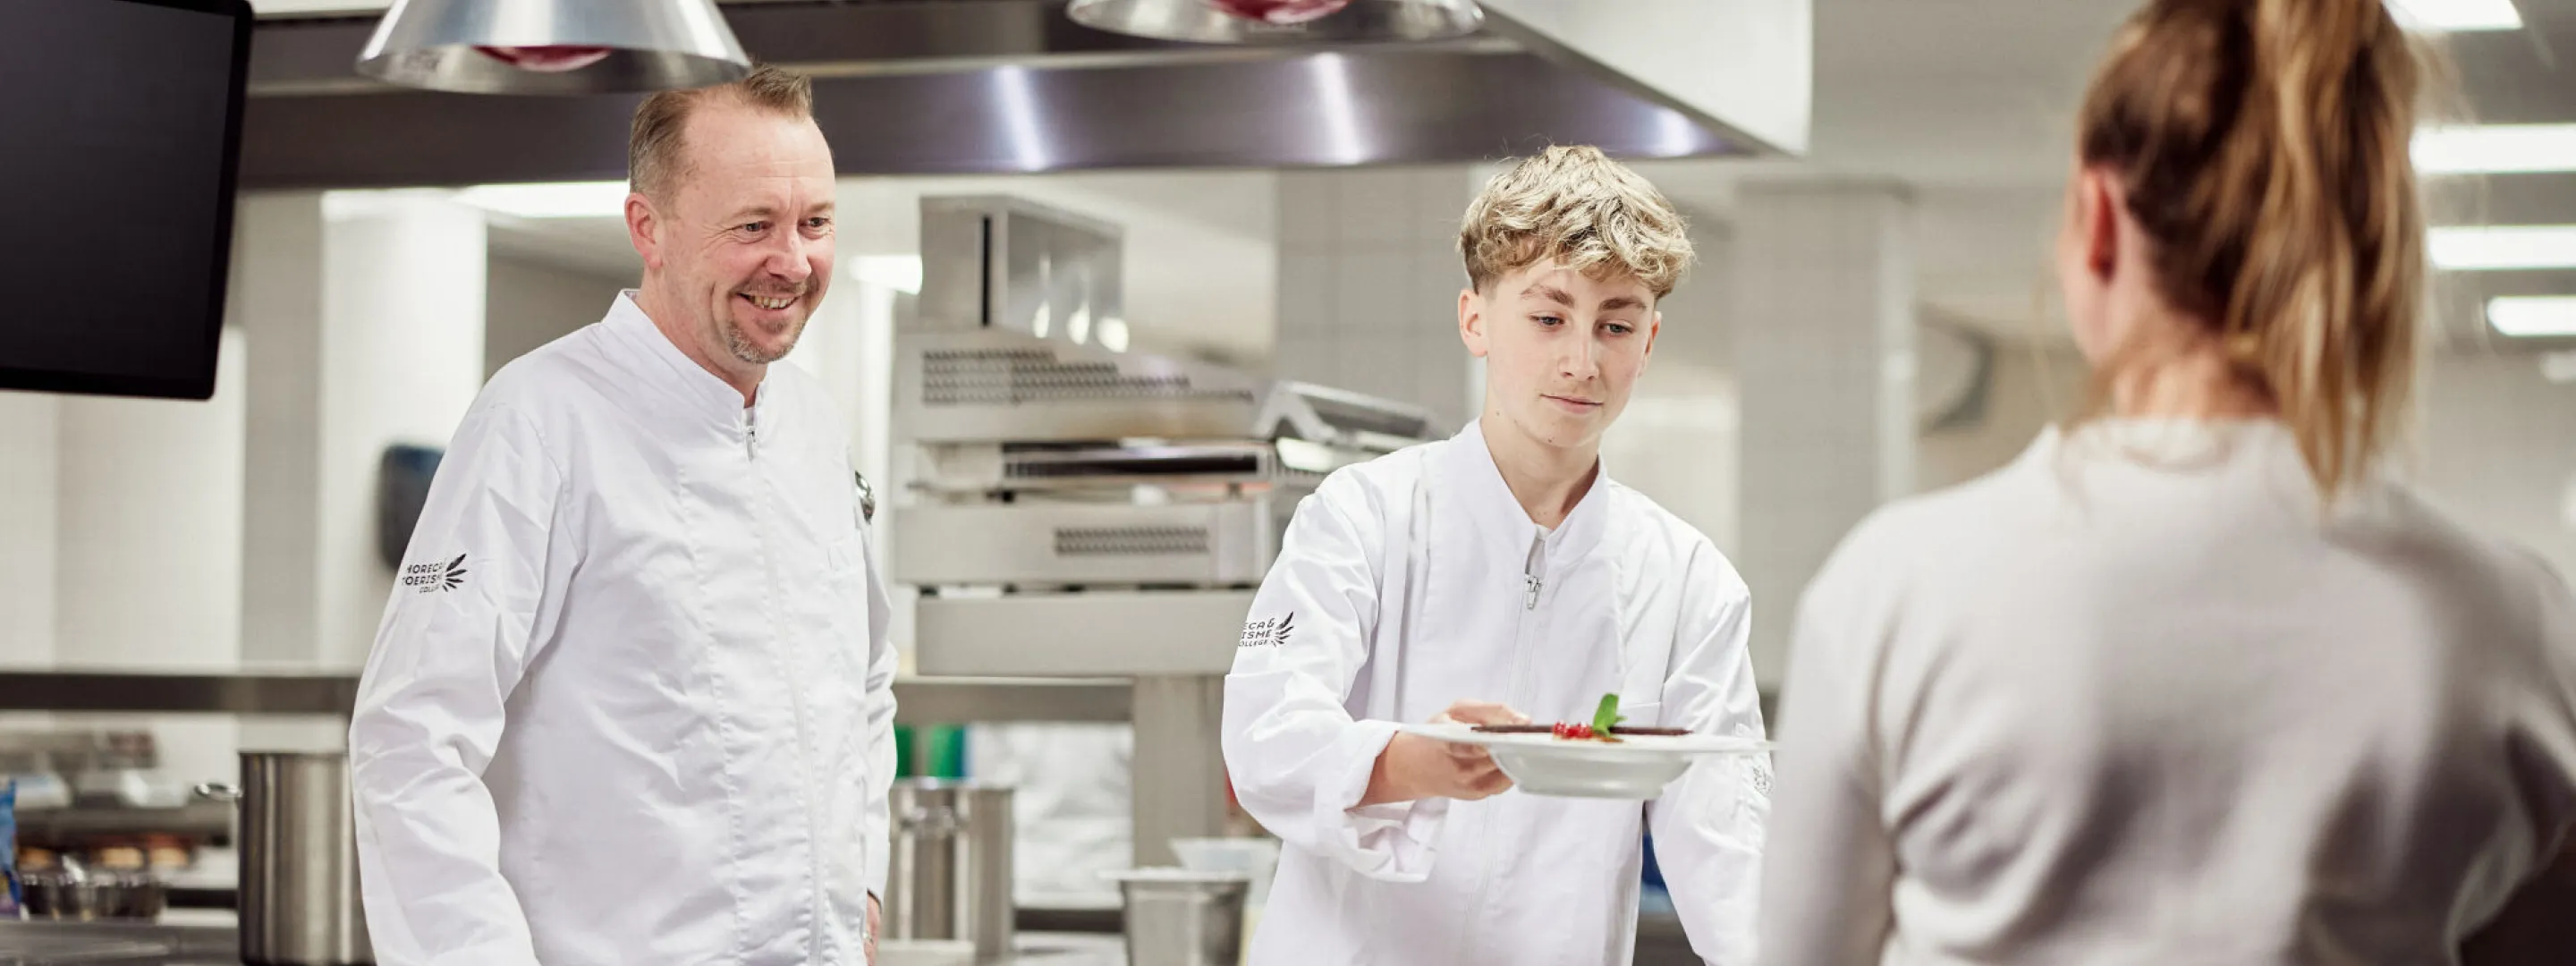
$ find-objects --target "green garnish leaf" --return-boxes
[1591,693,1621,734]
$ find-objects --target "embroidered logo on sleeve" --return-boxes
[1238,612,1295,648]
[400,553,470,593]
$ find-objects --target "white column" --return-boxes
[236,194,488,670]
[238,191,487,750]
[1602,221,1740,552]
[1274,166,1483,429]
[1732,182,1915,682]
[315,192,488,669]
[237,192,328,672]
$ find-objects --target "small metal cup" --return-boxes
[1105,869,1251,966]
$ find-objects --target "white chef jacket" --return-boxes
[1223,421,1771,966]
[1760,419,2576,966]
[350,292,900,966]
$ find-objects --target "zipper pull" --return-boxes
[1524,574,1541,611]
[745,422,758,459]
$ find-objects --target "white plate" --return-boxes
[1397,723,1772,801]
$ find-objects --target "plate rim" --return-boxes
[1395,721,1774,756]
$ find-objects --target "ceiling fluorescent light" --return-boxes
[2429,225,2576,271]
[454,181,633,219]
[2385,0,2523,31]
[2415,123,2576,174]
[2540,350,2576,383]
[2488,296,2576,337]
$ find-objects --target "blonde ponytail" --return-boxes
[2076,0,2428,499]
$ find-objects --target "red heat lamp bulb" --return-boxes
[473,46,616,73]
[1205,0,1354,26]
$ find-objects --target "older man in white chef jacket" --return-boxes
[1222,146,1771,965]
[348,65,897,966]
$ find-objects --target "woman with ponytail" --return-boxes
[1757,1,2576,962]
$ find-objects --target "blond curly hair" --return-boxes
[1458,146,1694,299]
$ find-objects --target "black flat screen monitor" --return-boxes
[0,0,253,401]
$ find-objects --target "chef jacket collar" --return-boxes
[1443,419,1610,566]
[602,289,769,430]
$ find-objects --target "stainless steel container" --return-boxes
[1106,869,1249,966]
[197,751,372,965]
[20,868,166,921]
[884,780,1014,961]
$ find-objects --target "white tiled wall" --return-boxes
[1274,166,1484,428]
[237,193,328,671]
[51,331,250,784]
[53,330,249,670]
[0,391,61,666]
[1732,183,1917,682]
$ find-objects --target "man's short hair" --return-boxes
[628,64,816,203]
[1458,145,1694,300]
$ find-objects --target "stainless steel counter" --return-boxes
[0,909,1712,964]
[0,919,1125,965]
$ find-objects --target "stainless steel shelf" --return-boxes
[13,802,235,844]
[0,673,359,716]
[0,672,1131,724]
[892,677,1133,724]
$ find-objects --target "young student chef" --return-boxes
[1220,146,1769,966]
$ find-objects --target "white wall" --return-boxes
[1733,183,1917,682]
[54,329,250,670]
[0,392,61,666]
[484,256,628,382]
[1274,166,1483,428]
[2420,353,2576,581]
[1603,361,1741,552]
[1902,343,2576,587]
[1602,215,1740,552]
[1916,341,2088,493]
[51,330,250,785]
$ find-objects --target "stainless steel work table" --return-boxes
[0,918,1127,965]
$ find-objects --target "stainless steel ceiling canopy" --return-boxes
[235,0,1786,189]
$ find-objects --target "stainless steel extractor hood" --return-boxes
[238,0,1800,190]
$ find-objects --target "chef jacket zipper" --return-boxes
[747,409,828,962]
[1462,528,1548,966]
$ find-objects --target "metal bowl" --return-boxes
[21,869,166,921]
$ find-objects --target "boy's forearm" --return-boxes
[1355,735,1419,807]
